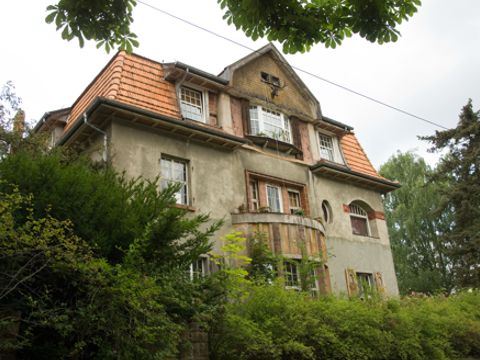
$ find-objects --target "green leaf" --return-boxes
[45,11,56,24]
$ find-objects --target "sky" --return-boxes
[1,0,479,168]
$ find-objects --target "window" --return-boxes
[284,261,300,289]
[160,157,188,205]
[288,190,302,214]
[249,106,291,143]
[319,134,334,161]
[189,257,209,280]
[349,203,370,236]
[260,71,280,87]
[284,260,318,292]
[180,86,205,122]
[249,180,259,211]
[356,272,374,298]
[266,184,282,212]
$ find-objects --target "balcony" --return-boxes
[232,212,326,260]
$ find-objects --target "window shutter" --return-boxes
[374,272,385,295]
[345,268,358,297]
[241,99,251,135]
[290,116,304,159]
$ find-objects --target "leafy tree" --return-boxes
[0,148,220,264]
[0,82,24,156]
[379,152,454,294]
[421,100,480,289]
[44,0,421,53]
[0,188,185,359]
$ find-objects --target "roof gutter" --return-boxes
[310,161,400,190]
[57,97,248,147]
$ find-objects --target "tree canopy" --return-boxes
[421,100,480,289]
[379,151,454,294]
[45,0,421,53]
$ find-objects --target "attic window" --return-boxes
[260,71,280,87]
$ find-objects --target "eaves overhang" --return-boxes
[310,160,400,193]
[317,116,354,134]
[57,97,248,150]
[33,107,70,133]
[163,61,229,89]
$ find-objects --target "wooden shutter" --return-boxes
[374,272,385,295]
[345,268,358,297]
[240,99,251,135]
[290,116,303,159]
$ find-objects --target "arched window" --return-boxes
[349,203,370,236]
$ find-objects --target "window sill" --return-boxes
[246,135,302,156]
[174,204,196,212]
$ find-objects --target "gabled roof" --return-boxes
[219,43,322,118]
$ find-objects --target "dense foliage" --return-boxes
[44,0,422,53]
[421,100,480,289]
[211,285,480,360]
[219,0,421,53]
[0,121,223,358]
[379,152,454,294]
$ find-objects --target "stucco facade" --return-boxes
[36,44,400,297]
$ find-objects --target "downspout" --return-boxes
[83,113,108,163]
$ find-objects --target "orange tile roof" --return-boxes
[66,52,180,131]
[61,51,388,183]
[340,133,384,179]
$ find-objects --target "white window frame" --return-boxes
[287,189,302,214]
[189,256,209,280]
[318,133,335,161]
[317,130,345,164]
[249,105,292,144]
[266,184,283,213]
[179,84,209,123]
[349,203,371,237]
[160,156,189,205]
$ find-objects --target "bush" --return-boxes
[211,285,480,360]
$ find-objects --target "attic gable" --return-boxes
[220,44,322,120]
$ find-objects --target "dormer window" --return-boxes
[319,134,334,161]
[317,132,345,164]
[261,72,280,87]
[180,86,207,122]
[249,106,291,143]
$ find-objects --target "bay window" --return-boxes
[249,106,291,143]
[180,86,206,122]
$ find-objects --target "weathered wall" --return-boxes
[231,53,317,119]
[107,119,398,295]
[312,176,399,295]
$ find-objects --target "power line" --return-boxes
[136,0,449,130]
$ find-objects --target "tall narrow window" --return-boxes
[284,261,300,289]
[266,184,282,212]
[288,190,302,214]
[248,106,291,143]
[189,257,209,280]
[160,157,188,205]
[319,134,334,161]
[349,203,370,236]
[180,86,204,122]
[249,180,259,211]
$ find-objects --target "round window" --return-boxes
[321,200,332,224]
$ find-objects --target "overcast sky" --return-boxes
[1,0,479,168]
